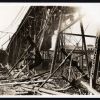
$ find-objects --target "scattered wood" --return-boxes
[31,71,49,80]
[0,79,53,86]
[34,87,70,95]
[20,86,50,95]
[0,71,49,83]
[62,74,100,95]
[53,86,72,92]
[36,91,51,95]
[14,65,27,78]
[7,45,32,76]
[20,83,71,95]
[39,46,77,89]
[80,80,100,95]
[16,91,29,95]
[32,71,50,78]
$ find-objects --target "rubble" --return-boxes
[0,6,99,96]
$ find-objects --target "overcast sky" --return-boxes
[0,6,29,50]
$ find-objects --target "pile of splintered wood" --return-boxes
[0,70,71,95]
[0,66,100,96]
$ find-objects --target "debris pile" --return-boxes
[0,6,100,96]
[0,65,94,95]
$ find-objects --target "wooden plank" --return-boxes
[34,87,70,95]
[14,65,27,78]
[7,45,31,76]
[39,46,77,89]
[0,79,52,86]
[53,86,72,92]
[80,80,100,95]
[50,12,63,74]
[21,86,50,95]
[20,84,71,95]
[16,91,29,95]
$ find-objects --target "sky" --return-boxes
[0,4,99,50]
[51,5,100,50]
[0,5,29,50]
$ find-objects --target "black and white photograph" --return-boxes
[0,3,99,97]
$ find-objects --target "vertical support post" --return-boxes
[68,55,73,81]
[82,40,84,69]
[79,16,89,75]
[27,20,32,75]
[59,34,63,62]
[63,34,66,59]
[50,11,63,74]
[39,8,49,51]
[60,35,63,61]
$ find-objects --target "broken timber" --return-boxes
[80,81,100,95]
[20,85,71,95]
[62,75,100,95]
[14,65,27,78]
[0,79,53,86]
[34,87,70,95]
[50,11,63,74]
[50,13,84,74]
[7,45,32,76]
[79,14,90,75]
[39,46,77,89]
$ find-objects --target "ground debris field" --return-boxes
[0,71,86,95]
[0,64,98,96]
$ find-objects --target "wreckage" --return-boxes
[0,6,99,95]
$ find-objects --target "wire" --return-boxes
[84,23,90,33]
[69,27,79,43]
[65,36,81,48]
[12,7,27,27]
[3,6,25,31]
[0,33,10,40]
[0,7,29,50]
[1,37,11,46]
[0,31,13,34]
[1,7,30,50]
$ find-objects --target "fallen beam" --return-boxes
[21,85,70,95]
[61,48,89,80]
[34,87,70,95]
[32,71,50,78]
[16,91,29,95]
[62,75,100,95]
[0,79,52,86]
[1,71,49,83]
[14,65,27,78]
[36,91,51,95]
[53,86,72,92]
[80,80,100,95]
[7,45,32,76]
[39,46,76,89]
